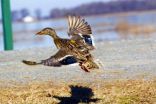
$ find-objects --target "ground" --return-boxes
[0,39,156,104]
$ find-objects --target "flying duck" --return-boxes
[23,16,99,72]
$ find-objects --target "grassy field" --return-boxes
[0,79,156,104]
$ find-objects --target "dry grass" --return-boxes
[0,79,156,104]
[115,22,156,37]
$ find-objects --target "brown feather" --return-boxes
[68,16,92,36]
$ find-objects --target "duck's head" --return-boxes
[36,28,57,38]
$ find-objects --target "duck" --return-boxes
[23,16,99,72]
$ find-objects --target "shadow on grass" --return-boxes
[53,85,100,104]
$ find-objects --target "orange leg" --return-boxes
[79,62,89,72]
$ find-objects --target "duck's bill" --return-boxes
[36,31,43,35]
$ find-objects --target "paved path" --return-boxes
[0,39,156,86]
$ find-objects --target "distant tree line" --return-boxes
[49,0,156,18]
[10,0,156,22]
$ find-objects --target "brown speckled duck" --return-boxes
[23,16,99,72]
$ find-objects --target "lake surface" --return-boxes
[1,11,156,51]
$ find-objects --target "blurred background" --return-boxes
[0,0,156,50]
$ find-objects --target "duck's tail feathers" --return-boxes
[22,60,42,65]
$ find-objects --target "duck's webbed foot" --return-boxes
[79,60,99,72]
[41,57,61,67]
[79,62,90,72]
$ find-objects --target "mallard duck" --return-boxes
[23,16,99,72]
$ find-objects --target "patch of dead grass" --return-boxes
[0,79,156,104]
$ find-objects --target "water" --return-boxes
[1,11,156,51]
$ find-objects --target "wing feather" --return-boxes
[41,49,77,66]
[67,16,95,50]
[68,16,92,36]
[52,49,72,61]
[74,17,80,28]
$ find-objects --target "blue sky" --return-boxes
[11,0,112,15]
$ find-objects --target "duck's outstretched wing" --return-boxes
[67,16,95,50]
[23,49,78,66]
[68,16,92,35]
[41,49,78,66]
